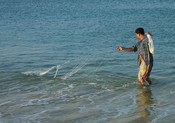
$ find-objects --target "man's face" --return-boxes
[135,33,141,40]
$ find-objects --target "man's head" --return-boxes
[135,27,145,41]
[135,27,144,35]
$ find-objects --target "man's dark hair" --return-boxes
[135,27,144,35]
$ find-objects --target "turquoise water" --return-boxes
[0,0,175,123]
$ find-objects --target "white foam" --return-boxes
[68,84,74,89]
[0,101,12,106]
[20,98,50,107]
[88,83,97,85]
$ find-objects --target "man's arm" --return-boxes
[116,46,134,52]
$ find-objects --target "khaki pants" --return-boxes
[138,58,153,84]
[138,59,146,83]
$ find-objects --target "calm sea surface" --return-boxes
[0,0,175,123]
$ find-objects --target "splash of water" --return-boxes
[22,61,70,78]
[54,65,60,78]
[39,66,56,76]
[22,66,56,76]
[61,64,85,80]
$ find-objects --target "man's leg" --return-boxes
[146,64,153,84]
[138,60,146,85]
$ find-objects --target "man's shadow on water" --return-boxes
[131,86,154,123]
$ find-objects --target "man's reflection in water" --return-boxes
[136,86,154,118]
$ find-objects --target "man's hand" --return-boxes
[145,32,152,35]
[116,46,133,52]
[143,65,149,78]
[116,46,123,51]
[140,78,144,85]
[141,64,150,86]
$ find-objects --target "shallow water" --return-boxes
[0,0,175,123]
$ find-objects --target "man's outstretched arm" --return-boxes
[116,46,134,52]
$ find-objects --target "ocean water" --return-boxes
[0,0,175,123]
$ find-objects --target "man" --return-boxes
[116,27,153,86]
